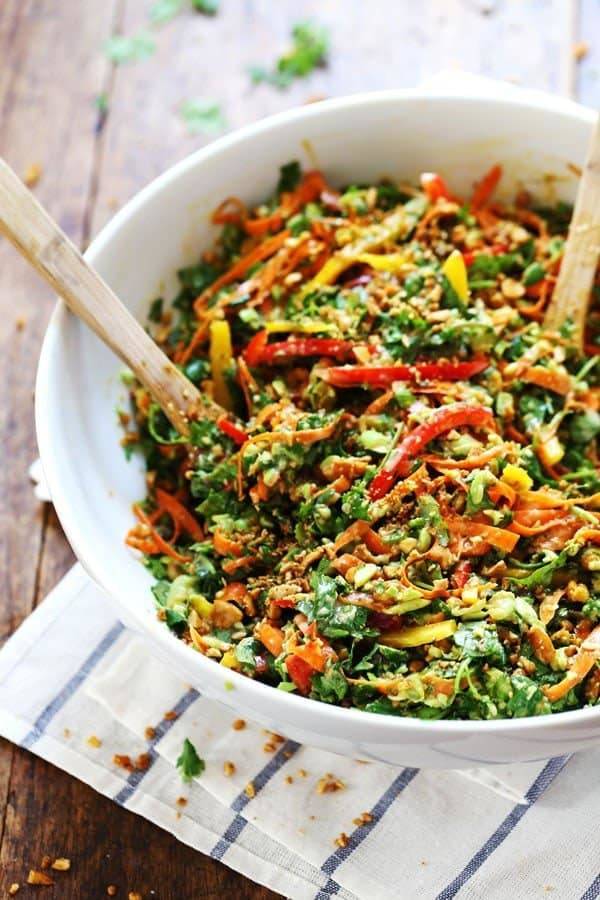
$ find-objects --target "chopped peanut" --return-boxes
[51,858,71,871]
[27,871,54,886]
[316,773,346,794]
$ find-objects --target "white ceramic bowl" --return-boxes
[36,89,600,768]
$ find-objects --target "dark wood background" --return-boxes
[0,1,598,896]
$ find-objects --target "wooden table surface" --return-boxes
[0,1,598,896]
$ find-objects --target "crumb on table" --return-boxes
[27,870,54,886]
[51,858,71,871]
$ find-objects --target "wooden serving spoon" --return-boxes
[0,156,224,436]
[544,114,600,350]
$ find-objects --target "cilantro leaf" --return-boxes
[311,664,348,703]
[454,623,506,666]
[180,99,227,135]
[508,549,569,589]
[192,0,219,12]
[298,574,377,639]
[250,20,329,89]
[95,92,109,114]
[104,32,156,64]
[150,0,183,24]
[176,738,205,781]
[507,675,551,718]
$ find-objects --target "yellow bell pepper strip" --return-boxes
[301,196,426,294]
[441,249,470,303]
[501,464,533,492]
[380,620,457,648]
[354,252,407,272]
[209,319,234,410]
[369,403,495,500]
[265,320,334,334]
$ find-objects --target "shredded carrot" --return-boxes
[280,170,328,218]
[450,518,519,553]
[130,504,192,563]
[293,640,329,673]
[471,164,502,210]
[333,520,391,556]
[155,488,204,542]
[213,529,243,557]
[505,423,527,444]
[544,625,600,702]
[256,622,285,657]
[488,481,517,507]
[212,196,247,226]
[527,625,556,666]
[193,229,291,313]
[516,489,567,510]
[222,555,255,575]
[244,211,283,236]
[423,444,504,471]
[520,366,571,396]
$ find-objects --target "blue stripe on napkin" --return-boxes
[21,621,124,750]
[314,767,419,898]
[581,872,600,900]
[114,687,200,805]
[211,739,301,860]
[436,755,570,900]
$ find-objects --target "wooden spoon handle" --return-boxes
[544,114,600,349]
[0,156,221,435]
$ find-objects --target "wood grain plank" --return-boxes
[0,753,277,899]
[0,0,118,892]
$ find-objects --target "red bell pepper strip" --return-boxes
[451,560,472,590]
[243,329,269,366]
[322,357,489,388]
[217,416,248,446]
[369,403,495,500]
[286,654,314,695]
[420,172,454,202]
[261,338,353,364]
[244,331,353,366]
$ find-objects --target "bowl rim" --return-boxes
[36,87,600,738]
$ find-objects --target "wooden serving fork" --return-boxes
[544,114,600,350]
[0,157,225,436]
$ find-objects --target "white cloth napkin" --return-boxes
[1,564,599,900]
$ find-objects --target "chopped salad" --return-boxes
[122,161,600,720]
